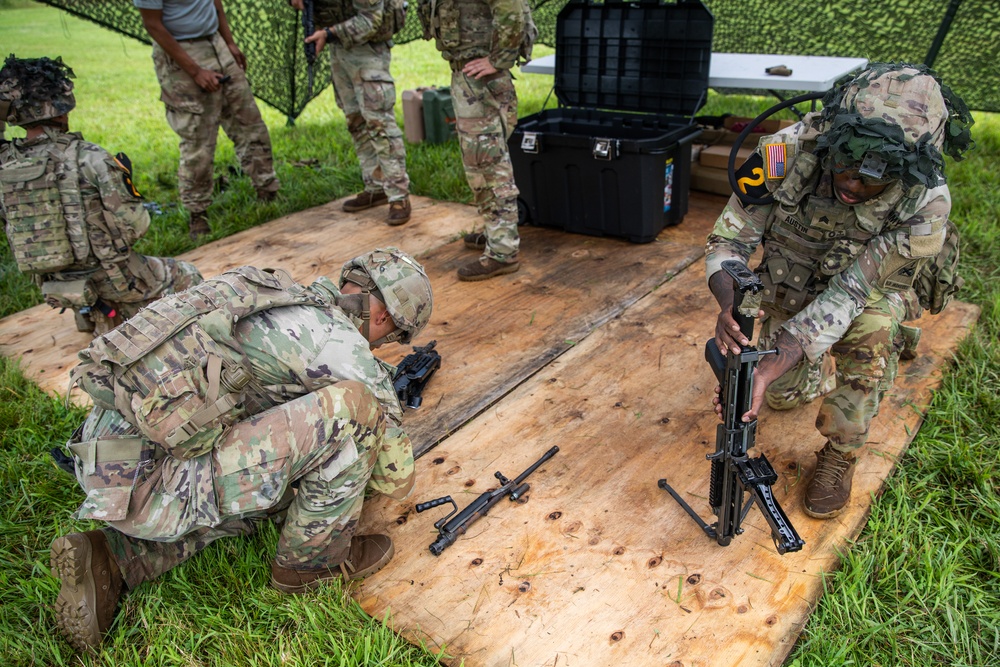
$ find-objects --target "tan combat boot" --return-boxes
[50,530,125,653]
[270,534,395,594]
[387,197,412,226]
[342,191,388,212]
[804,442,859,519]
[457,256,520,282]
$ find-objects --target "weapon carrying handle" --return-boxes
[415,496,453,512]
[721,259,761,341]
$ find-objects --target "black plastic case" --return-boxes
[510,0,713,242]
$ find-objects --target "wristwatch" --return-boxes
[325,27,336,44]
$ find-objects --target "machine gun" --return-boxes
[658,260,804,555]
[392,340,441,409]
[301,0,317,97]
[415,446,559,555]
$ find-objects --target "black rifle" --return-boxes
[415,446,559,555]
[392,340,441,409]
[659,260,804,555]
[301,0,316,97]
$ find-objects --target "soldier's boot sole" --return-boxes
[51,533,103,652]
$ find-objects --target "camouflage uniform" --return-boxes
[318,0,409,202]
[421,0,533,262]
[68,276,415,587]
[705,67,964,453]
[0,130,203,335]
[150,32,279,215]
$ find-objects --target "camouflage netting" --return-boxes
[38,0,999,121]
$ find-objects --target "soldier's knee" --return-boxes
[315,381,384,430]
[346,113,366,135]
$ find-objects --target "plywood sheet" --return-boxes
[0,195,478,397]
[354,261,980,667]
[0,195,720,460]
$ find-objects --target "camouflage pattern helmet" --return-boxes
[817,62,974,189]
[340,247,433,344]
[0,55,76,127]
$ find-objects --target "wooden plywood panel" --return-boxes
[0,195,717,460]
[0,196,488,398]
[353,262,980,667]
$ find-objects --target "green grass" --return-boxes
[2,4,999,666]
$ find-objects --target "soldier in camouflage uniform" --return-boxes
[418,0,536,280]
[706,63,974,519]
[136,0,280,239]
[294,0,412,225]
[48,247,433,653]
[0,56,203,336]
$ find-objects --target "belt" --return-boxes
[177,34,214,43]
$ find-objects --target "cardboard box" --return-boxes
[698,115,795,147]
[691,162,736,197]
[699,144,754,170]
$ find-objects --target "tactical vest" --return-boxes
[317,0,406,44]
[72,267,328,461]
[755,140,914,320]
[0,133,88,274]
[420,0,535,65]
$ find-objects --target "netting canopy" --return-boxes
[39,0,1000,119]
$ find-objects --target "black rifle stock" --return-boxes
[392,340,441,409]
[415,446,559,555]
[301,0,316,97]
[659,260,804,555]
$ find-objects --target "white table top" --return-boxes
[519,53,868,93]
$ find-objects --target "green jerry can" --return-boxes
[422,87,457,144]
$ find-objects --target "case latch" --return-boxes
[520,132,540,154]
[592,138,617,160]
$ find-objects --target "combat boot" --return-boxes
[270,534,395,594]
[50,530,125,653]
[463,232,487,250]
[803,442,858,519]
[188,211,211,240]
[457,256,520,282]
[342,191,388,212]
[387,198,412,226]
[256,187,278,203]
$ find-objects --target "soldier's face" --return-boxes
[832,169,891,205]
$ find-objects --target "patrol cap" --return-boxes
[340,247,433,345]
[817,62,974,189]
[0,54,76,127]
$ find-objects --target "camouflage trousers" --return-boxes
[92,381,386,588]
[151,32,279,215]
[451,70,520,262]
[47,254,203,335]
[330,41,409,201]
[759,292,918,453]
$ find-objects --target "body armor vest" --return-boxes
[0,133,88,274]
[757,148,906,320]
[316,0,405,44]
[73,267,328,461]
[421,0,535,64]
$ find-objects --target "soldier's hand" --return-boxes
[463,57,499,80]
[289,0,304,9]
[305,29,329,54]
[228,43,248,71]
[712,384,724,421]
[714,308,748,357]
[194,68,224,92]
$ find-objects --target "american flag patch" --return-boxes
[765,143,787,179]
